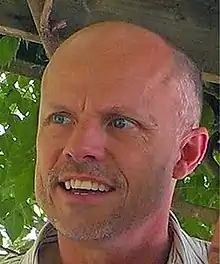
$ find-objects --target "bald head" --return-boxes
[43,21,202,136]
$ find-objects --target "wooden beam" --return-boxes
[27,0,61,58]
[172,195,219,224]
[0,25,40,43]
[1,59,44,79]
[202,72,220,84]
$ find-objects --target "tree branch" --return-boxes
[202,72,220,84]
[172,194,219,224]
[39,0,59,58]
[0,25,40,44]
[26,0,44,30]
[27,0,63,59]
[1,59,44,79]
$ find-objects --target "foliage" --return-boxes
[0,36,219,255]
[0,36,20,68]
[0,36,43,254]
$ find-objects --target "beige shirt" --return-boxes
[1,212,210,264]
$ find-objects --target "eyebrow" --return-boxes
[45,103,158,129]
[43,103,78,122]
[46,103,74,113]
[98,106,158,128]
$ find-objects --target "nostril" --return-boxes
[63,147,74,158]
[64,150,97,162]
[83,155,96,160]
[66,152,73,158]
[63,150,74,160]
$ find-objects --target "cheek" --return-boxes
[106,133,153,190]
[108,132,152,169]
[108,131,151,158]
[36,127,67,175]
[107,132,173,190]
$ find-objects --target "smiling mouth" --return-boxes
[59,179,115,196]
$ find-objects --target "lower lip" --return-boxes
[56,186,114,204]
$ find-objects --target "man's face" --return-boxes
[35,25,180,242]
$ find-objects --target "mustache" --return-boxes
[48,159,122,188]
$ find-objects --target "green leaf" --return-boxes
[4,73,19,88]
[17,75,30,90]
[0,232,3,245]
[4,209,24,242]
[14,166,34,204]
[22,202,35,227]
[180,216,212,240]
[0,36,21,67]
[214,152,220,164]
[200,101,215,132]
[0,198,16,220]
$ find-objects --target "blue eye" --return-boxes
[110,118,134,129]
[51,113,71,125]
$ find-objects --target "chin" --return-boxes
[48,214,122,244]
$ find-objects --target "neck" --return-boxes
[58,211,172,264]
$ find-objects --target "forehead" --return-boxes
[43,55,174,107]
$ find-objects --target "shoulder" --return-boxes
[0,254,24,264]
[180,227,211,250]
[0,223,56,264]
[180,228,211,262]
[169,212,211,263]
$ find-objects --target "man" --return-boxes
[2,21,219,264]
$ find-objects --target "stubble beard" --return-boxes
[35,160,129,243]
[35,160,172,244]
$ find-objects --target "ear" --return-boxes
[173,127,209,180]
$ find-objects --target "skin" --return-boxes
[36,22,209,264]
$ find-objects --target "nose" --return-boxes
[62,121,106,162]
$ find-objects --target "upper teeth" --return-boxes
[64,180,110,192]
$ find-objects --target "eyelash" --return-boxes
[47,112,138,130]
[107,116,136,129]
[49,112,72,125]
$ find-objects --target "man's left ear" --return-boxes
[173,127,209,180]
